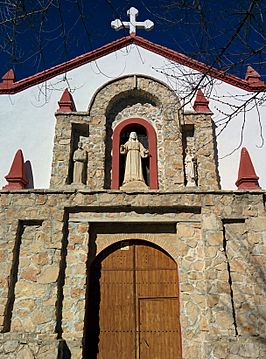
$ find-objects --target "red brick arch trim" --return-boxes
[111,118,158,190]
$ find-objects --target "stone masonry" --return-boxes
[0,190,265,358]
[50,75,220,191]
[1,74,265,358]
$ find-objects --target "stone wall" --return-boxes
[50,75,220,191]
[50,114,90,188]
[0,333,59,358]
[0,189,265,358]
[183,113,220,189]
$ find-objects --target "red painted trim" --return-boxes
[0,36,134,94]
[0,36,265,95]
[133,37,266,92]
[111,118,158,190]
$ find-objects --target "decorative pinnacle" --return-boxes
[235,147,260,190]
[111,7,154,35]
[3,149,28,190]
[245,65,264,86]
[57,88,76,113]
[193,89,212,113]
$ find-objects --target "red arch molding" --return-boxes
[111,118,158,190]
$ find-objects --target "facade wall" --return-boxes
[50,75,219,191]
[0,45,265,190]
[0,190,265,358]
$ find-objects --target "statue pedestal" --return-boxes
[70,183,86,188]
[186,181,196,187]
[120,180,148,191]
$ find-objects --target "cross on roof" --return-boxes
[111,7,154,35]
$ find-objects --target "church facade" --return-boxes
[0,27,265,359]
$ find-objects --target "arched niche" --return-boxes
[112,118,158,190]
[87,75,181,191]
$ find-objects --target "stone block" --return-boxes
[38,265,59,284]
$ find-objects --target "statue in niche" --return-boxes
[185,147,197,187]
[120,131,149,189]
[72,142,87,184]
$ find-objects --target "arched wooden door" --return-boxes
[85,241,182,359]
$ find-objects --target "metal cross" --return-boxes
[111,7,154,35]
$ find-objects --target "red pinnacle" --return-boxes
[57,88,76,112]
[193,89,212,113]
[235,147,260,190]
[3,149,28,190]
[0,69,16,89]
[245,66,264,87]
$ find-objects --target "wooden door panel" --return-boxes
[139,298,181,359]
[99,270,134,330]
[140,331,181,359]
[136,269,178,298]
[101,243,134,270]
[135,244,176,270]
[98,332,135,359]
[97,245,135,358]
[87,242,181,359]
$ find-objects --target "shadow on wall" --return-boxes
[58,340,71,358]
[25,160,34,189]
[56,215,98,359]
[224,224,266,339]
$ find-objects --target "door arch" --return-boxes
[84,240,182,359]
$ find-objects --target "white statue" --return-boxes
[120,132,149,188]
[73,142,87,184]
[185,148,197,187]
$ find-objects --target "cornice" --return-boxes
[133,36,265,92]
[0,36,134,94]
[0,35,264,95]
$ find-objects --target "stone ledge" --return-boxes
[0,188,265,195]
[0,333,57,340]
[55,111,89,116]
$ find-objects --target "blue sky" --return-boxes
[0,0,265,80]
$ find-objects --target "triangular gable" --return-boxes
[0,35,265,94]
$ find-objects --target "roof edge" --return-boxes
[0,35,265,94]
[133,36,266,92]
[0,36,134,94]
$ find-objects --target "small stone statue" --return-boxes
[185,148,197,187]
[120,131,149,189]
[73,142,87,184]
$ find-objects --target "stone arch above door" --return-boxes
[84,240,182,359]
